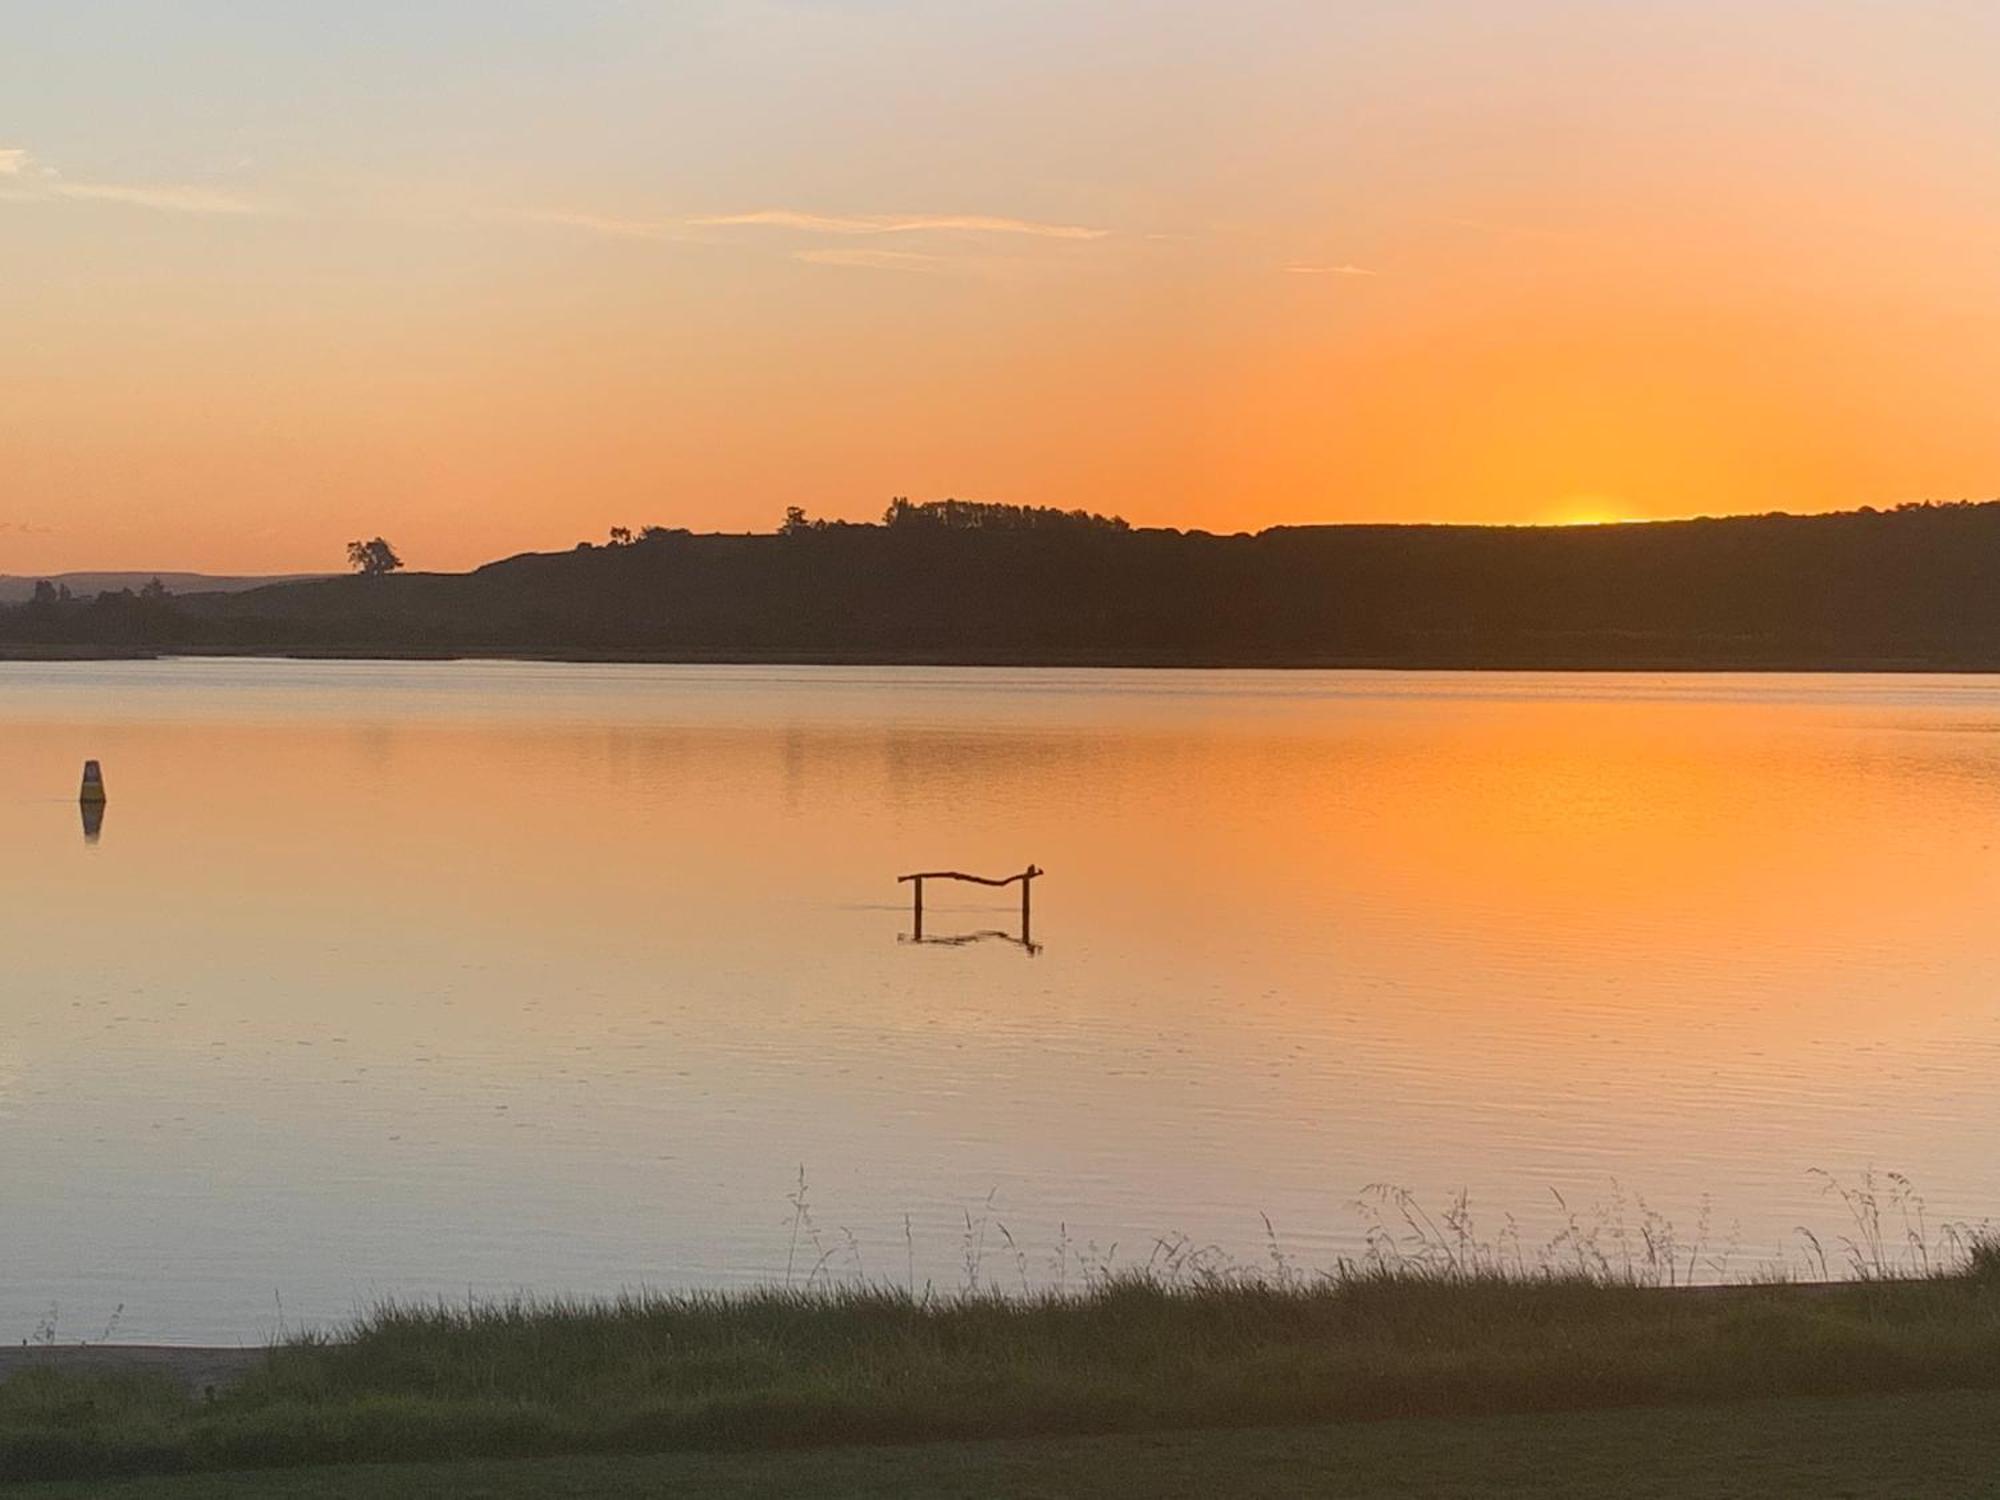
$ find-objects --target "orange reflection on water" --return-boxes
[1,663,1998,1339]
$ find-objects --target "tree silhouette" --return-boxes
[346,538,403,576]
[880,496,1127,532]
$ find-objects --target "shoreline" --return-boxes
[0,1344,264,1395]
[0,1272,1934,1394]
[0,1268,1992,1483]
[6,644,2000,673]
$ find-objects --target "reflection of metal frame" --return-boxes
[898,928,1042,957]
[896,865,1045,956]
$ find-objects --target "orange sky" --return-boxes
[5,2,2000,573]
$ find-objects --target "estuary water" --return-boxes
[1,661,1997,1341]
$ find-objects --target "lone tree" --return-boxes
[346,538,403,576]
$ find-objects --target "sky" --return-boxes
[5,0,2000,573]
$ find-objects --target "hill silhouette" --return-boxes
[8,501,2000,669]
[0,571,327,605]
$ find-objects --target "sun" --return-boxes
[1547,496,1633,528]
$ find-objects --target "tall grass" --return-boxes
[796,1167,1985,1298]
[0,1171,1992,1483]
[1347,1168,1990,1289]
[3,1247,1997,1483]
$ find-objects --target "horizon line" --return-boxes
[6,499,1994,580]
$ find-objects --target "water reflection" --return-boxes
[901,927,1042,956]
[1,661,1999,1342]
[79,798,105,844]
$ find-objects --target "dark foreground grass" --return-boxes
[3,1258,1999,1484]
[14,1388,2000,1499]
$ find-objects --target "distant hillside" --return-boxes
[0,572,329,604]
[8,504,2000,669]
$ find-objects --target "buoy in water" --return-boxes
[79,759,107,804]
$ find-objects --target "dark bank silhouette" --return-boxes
[12,498,2000,669]
[0,572,324,605]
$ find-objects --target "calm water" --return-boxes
[2,661,1997,1341]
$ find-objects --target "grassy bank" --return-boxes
[2,1249,1998,1485]
[16,1388,2000,1499]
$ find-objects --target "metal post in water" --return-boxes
[79,760,107,805]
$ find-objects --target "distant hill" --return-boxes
[0,572,329,604]
[9,504,2000,669]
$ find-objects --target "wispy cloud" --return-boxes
[793,247,945,272]
[529,209,686,242]
[51,181,259,215]
[536,205,1109,266]
[689,209,1108,241]
[1286,262,1379,277]
[0,147,260,215]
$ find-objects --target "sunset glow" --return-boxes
[7,2,2000,572]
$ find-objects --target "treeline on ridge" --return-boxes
[8,498,2000,668]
